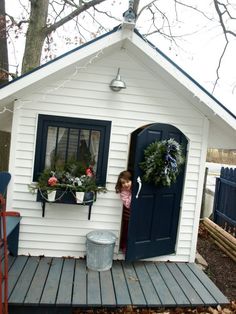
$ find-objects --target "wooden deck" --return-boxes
[5,255,229,314]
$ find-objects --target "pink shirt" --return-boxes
[120,189,131,209]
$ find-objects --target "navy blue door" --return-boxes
[125,123,188,261]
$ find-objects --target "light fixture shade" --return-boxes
[110,68,126,92]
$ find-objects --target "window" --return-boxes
[33,115,111,185]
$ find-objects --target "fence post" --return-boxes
[213,177,220,223]
[200,167,208,218]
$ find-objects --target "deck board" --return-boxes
[24,257,52,305]
[5,255,16,271]
[177,262,217,305]
[87,268,101,306]
[6,256,229,312]
[166,262,203,306]
[111,261,131,306]
[123,261,146,306]
[156,263,190,306]
[72,259,87,306]
[100,269,116,306]
[57,258,75,305]
[145,262,176,306]
[40,257,63,305]
[134,262,161,307]
[7,255,28,299]
[187,263,228,304]
[9,256,39,304]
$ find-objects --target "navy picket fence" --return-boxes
[213,167,236,234]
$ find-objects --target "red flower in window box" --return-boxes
[86,167,94,177]
[48,176,58,186]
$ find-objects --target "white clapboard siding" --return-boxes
[8,48,207,262]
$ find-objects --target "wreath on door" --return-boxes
[139,138,185,187]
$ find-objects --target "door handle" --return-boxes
[136,176,142,199]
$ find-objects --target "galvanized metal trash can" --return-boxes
[86,230,116,271]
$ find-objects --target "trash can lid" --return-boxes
[86,230,116,244]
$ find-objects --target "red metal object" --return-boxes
[0,194,8,314]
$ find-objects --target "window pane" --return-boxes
[55,128,68,167]
[78,129,91,168]
[68,128,79,162]
[45,126,57,168]
[90,130,100,173]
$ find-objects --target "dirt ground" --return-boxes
[197,223,236,301]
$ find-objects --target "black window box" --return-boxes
[37,190,95,219]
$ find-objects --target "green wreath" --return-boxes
[139,138,185,187]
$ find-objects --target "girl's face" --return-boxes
[121,179,132,190]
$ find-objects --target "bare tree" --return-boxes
[136,0,236,93]
[212,0,236,91]
[0,0,8,84]
[21,0,107,74]
[3,0,236,94]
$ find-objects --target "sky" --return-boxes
[6,0,236,115]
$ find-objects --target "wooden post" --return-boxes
[0,131,11,171]
[200,167,208,218]
[203,218,236,262]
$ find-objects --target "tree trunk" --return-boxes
[21,0,49,74]
[0,0,9,85]
[133,0,140,15]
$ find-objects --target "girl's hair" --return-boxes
[115,170,132,193]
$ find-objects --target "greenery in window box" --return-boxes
[139,138,185,187]
[28,162,107,202]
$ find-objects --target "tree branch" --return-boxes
[85,9,108,32]
[5,13,29,28]
[174,0,213,20]
[137,0,157,19]
[214,0,236,38]
[212,0,235,91]
[215,1,236,19]
[93,7,121,21]
[50,1,67,22]
[0,67,17,79]
[45,0,107,35]
[212,41,229,93]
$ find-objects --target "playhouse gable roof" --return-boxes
[0,25,235,142]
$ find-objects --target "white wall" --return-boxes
[7,48,208,262]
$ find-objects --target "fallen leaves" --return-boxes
[72,301,236,314]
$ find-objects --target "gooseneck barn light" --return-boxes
[109,68,126,92]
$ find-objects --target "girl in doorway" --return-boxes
[115,170,132,253]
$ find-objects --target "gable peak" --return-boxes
[122,0,136,30]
